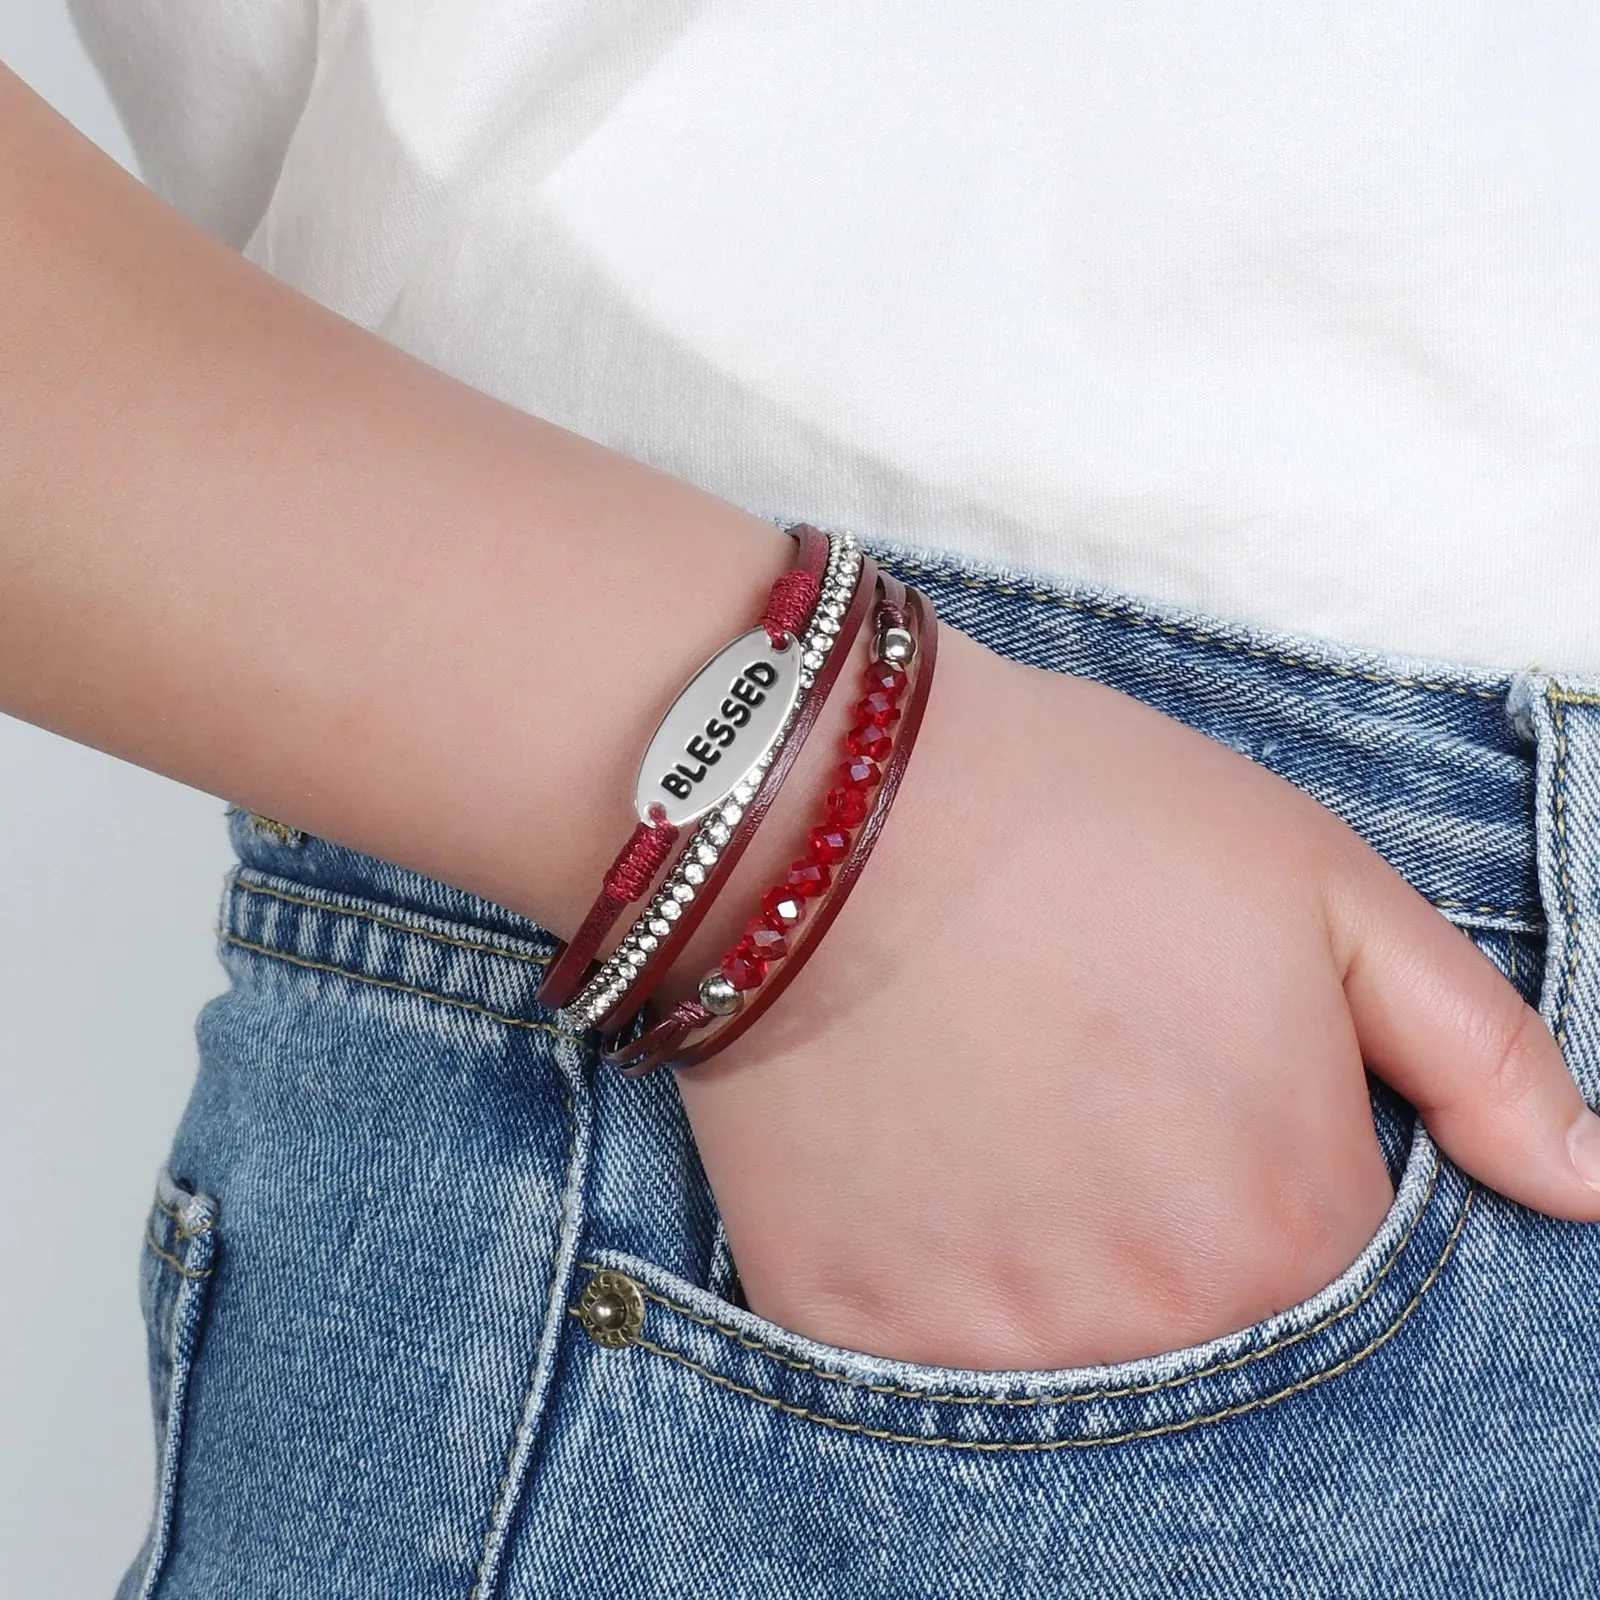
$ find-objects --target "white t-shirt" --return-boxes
[73,0,1600,672]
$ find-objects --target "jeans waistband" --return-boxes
[880,544,1596,937]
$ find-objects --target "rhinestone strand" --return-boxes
[564,531,861,1029]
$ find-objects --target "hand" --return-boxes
[673,625,1600,1370]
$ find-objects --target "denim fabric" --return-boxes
[121,544,1600,1599]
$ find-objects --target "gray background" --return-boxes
[0,9,237,1595]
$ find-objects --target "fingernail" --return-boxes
[1567,1114,1600,1189]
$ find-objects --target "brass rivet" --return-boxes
[577,1269,645,1349]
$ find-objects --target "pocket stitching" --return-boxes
[154,1197,217,1240]
[143,1231,214,1280]
[578,1151,1442,1407]
[231,875,556,970]
[218,933,586,1047]
[579,1182,1475,1451]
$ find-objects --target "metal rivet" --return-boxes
[249,813,306,848]
[576,1269,645,1349]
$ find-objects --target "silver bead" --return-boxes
[721,802,743,826]
[661,899,682,922]
[671,881,695,903]
[698,972,744,1016]
[802,649,824,671]
[637,933,659,953]
[648,917,671,938]
[707,821,731,846]
[878,626,916,666]
[696,842,718,866]
[683,862,706,886]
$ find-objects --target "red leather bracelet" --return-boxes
[537,525,835,1011]
[602,576,938,1077]
[579,550,878,1034]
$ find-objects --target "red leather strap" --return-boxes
[536,524,835,1011]
[587,551,877,1032]
[602,578,938,1077]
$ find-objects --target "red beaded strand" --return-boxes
[601,578,937,1079]
[714,652,909,997]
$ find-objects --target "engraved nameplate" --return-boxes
[634,629,802,828]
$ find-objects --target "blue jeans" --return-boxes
[123,544,1600,1598]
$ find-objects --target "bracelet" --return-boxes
[547,528,871,1026]
[602,575,937,1077]
[537,525,834,1011]
[564,540,876,1033]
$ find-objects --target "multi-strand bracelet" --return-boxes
[603,575,936,1077]
[544,525,936,1075]
[540,526,871,1022]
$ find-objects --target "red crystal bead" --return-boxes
[744,916,789,961]
[864,662,908,700]
[856,690,903,729]
[846,722,894,761]
[761,888,807,928]
[825,785,870,827]
[786,858,832,898]
[808,824,851,865]
[838,755,882,791]
[720,947,769,991]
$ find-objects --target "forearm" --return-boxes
[0,66,792,936]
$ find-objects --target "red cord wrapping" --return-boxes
[600,802,678,906]
[761,569,821,647]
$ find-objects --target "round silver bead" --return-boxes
[661,899,682,922]
[878,626,916,666]
[698,972,744,1017]
[671,881,695,903]
[696,842,718,866]
[802,649,825,671]
[683,862,706,886]
[721,801,743,826]
[648,917,671,938]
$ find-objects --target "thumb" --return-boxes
[1329,855,1600,1222]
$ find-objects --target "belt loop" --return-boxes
[1521,674,1600,1106]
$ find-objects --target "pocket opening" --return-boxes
[570,1125,1472,1452]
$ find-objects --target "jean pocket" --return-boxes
[117,1170,220,1600]
[566,1113,1472,1455]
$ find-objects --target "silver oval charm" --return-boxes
[635,629,801,827]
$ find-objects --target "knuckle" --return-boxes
[1477,996,1553,1109]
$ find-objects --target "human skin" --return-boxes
[3,66,1598,1371]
